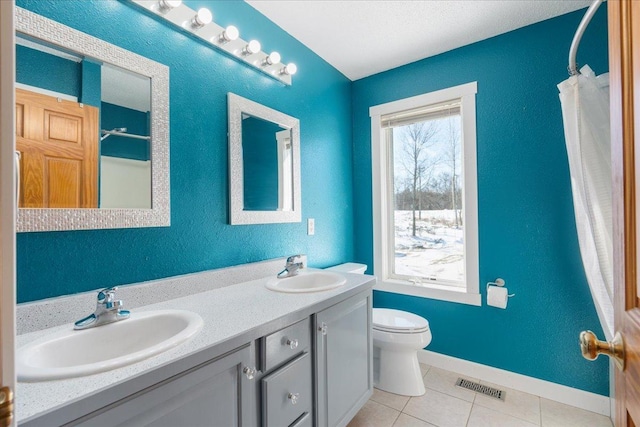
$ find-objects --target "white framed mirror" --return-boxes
[228,93,301,225]
[15,7,169,232]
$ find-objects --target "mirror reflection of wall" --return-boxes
[241,114,293,212]
[15,34,152,209]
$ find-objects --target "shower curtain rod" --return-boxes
[568,0,604,76]
[100,129,151,142]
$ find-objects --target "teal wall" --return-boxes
[352,8,609,395]
[80,60,101,108]
[16,44,80,96]
[16,0,354,302]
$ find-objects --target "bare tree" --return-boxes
[398,121,441,236]
[443,116,461,227]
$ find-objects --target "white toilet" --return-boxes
[326,263,432,397]
[372,308,431,396]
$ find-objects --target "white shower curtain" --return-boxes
[558,64,613,340]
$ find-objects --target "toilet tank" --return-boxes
[326,263,367,274]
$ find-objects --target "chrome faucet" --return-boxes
[277,255,304,278]
[74,287,130,330]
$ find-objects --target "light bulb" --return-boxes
[158,0,182,11]
[218,25,239,43]
[242,40,261,55]
[190,8,212,29]
[281,63,297,75]
[263,51,281,66]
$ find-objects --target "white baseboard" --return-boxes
[418,350,610,417]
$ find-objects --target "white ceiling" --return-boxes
[246,0,593,81]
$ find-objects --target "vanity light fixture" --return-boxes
[189,8,212,29]
[262,51,281,67]
[217,25,239,44]
[156,0,181,13]
[242,40,261,56]
[281,63,298,76]
[129,0,294,85]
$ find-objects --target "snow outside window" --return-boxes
[369,82,480,305]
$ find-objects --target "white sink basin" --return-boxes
[265,270,347,293]
[17,309,203,382]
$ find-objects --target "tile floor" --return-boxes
[348,364,613,427]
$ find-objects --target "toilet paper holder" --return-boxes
[486,278,515,297]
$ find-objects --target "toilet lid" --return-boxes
[372,308,429,333]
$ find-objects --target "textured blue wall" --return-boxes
[16,0,354,302]
[352,8,609,395]
[80,60,101,108]
[16,45,80,96]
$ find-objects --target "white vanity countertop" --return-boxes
[16,269,375,423]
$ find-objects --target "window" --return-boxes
[370,82,479,305]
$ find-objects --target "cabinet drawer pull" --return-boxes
[242,366,256,380]
[287,392,300,405]
[285,338,299,349]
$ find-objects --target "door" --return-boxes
[68,345,255,427]
[0,0,16,426]
[609,0,640,425]
[15,88,98,208]
[315,291,372,427]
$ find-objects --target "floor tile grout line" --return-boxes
[369,397,405,413]
[400,395,410,413]
[390,409,401,427]
[471,398,542,426]
[538,396,542,426]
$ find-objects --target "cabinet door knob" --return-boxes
[285,338,299,349]
[243,366,256,380]
[288,392,300,405]
[319,322,328,336]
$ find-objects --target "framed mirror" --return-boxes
[15,7,169,232]
[228,93,301,225]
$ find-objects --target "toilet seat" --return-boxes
[373,308,429,334]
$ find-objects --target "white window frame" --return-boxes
[370,82,480,306]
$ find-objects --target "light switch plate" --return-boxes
[307,218,315,235]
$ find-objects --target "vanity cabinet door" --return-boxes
[315,290,373,427]
[69,345,254,427]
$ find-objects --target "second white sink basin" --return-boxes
[266,270,347,293]
[17,309,203,382]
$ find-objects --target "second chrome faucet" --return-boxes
[277,255,304,278]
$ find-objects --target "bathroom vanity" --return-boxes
[16,268,374,427]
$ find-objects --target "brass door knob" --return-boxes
[0,386,14,427]
[579,330,625,371]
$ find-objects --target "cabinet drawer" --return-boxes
[263,318,310,371]
[262,352,312,427]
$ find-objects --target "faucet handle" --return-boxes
[97,287,118,304]
[286,255,302,264]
